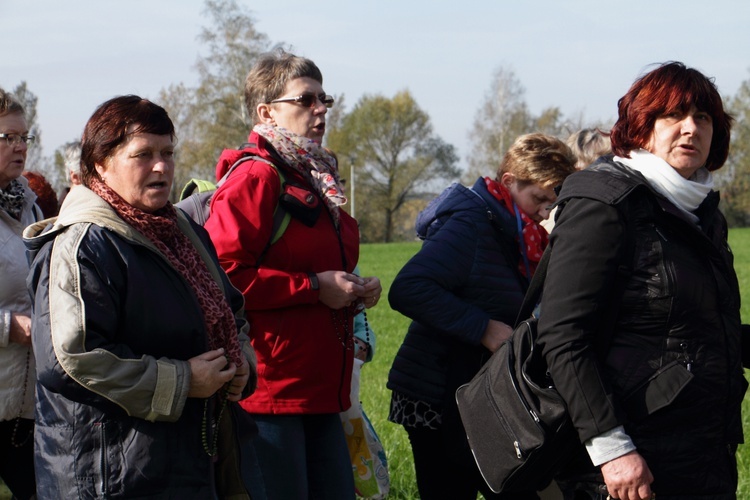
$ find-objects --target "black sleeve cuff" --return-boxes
[308,272,319,291]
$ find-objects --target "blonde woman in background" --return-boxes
[541,129,611,232]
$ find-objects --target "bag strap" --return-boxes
[514,198,635,335]
[462,187,530,294]
[514,247,550,326]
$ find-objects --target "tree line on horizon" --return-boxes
[11,0,750,241]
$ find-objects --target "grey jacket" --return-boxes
[0,175,39,421]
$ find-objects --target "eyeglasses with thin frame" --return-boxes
[0,133,36,147]
[269,93,334,109]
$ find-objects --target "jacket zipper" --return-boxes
[323,194,352,412]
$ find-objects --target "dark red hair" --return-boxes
[23,171,59,218]
[80,95,175,187]
[610,61,733,171]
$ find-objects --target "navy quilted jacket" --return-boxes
[387,178,529,410]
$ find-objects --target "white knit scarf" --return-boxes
[614,149,713,224]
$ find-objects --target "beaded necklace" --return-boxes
[331,308,354,351]
[11,349,33,448]
[360,309,372,352]
[200,353,231,457]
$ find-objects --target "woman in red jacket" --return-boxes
[205,49,381,499]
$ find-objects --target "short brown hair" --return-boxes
[610,61,732,171]
[244,49,323,125]
[497,133,577,189]
[80,95,175,187]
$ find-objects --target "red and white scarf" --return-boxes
[484,177,548,278]
[254,123,347,227]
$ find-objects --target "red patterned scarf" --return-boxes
[484,177,548,278]
[89,178,243,367]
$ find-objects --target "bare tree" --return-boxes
[11,82,45,174]
[464,66,531,182]
[327,90,460,242]
[716,71,750,226]
[159,0,272,198]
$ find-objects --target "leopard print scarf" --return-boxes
[0,179,26,220]
[89,178,243,367]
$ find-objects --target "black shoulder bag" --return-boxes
[455,248,580,493]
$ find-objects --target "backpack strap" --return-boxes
[235,143,292,248]
[179,178,217,200]
[176,150,291,260]
[227,155,291,262]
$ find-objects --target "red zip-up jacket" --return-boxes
[205,131,359,414]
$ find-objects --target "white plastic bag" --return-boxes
[340,359,389,499]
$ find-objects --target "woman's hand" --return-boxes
[358,276,382,309]
[316,270,366,310]
[600,450,654,500]
[187,349,236,398]
[226,355,250,402]
[480,320,513,353]
[9,313,32,346]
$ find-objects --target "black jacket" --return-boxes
[537,157,748,496]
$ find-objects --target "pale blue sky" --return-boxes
[5,0,750,170]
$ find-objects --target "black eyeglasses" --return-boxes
[0,133,36,146]
[269,93,334,109]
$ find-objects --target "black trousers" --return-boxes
[0,418,35,500]
[405,425,539,500]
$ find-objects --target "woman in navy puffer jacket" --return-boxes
[387,133,576,500]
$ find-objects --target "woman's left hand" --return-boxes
[226,356,250,402]
[359,276,382,309]
[600,450,654,500]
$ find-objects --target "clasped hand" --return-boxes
[316,270,382,310]
[188,348,249,401]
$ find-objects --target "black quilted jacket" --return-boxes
[387,178,529,411]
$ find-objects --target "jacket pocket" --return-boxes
[279,184,322,227]
[623,360,693,422]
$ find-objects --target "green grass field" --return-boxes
[3,229,750,500]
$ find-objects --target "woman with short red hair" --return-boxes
[21,171,58,218]
[538,62,748,500]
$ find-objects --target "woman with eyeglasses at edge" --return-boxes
[0,87,39,500]
[537,62,750,500]
[204,48,382,499]
[24,95,256,498]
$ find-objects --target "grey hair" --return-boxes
[0,87,24,117]
[63,141,82,175]
[566,129,612,170]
